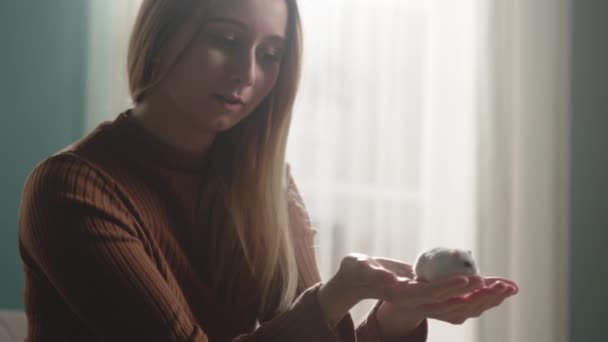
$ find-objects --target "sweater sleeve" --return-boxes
[284,164,428,342]
[17,154,360,342]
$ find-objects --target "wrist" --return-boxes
[376,301,424,338]
[317,276,361,328]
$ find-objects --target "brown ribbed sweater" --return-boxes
[18,111,428,342]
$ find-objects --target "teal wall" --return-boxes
[0,2,89,309]
[570,1,608,341]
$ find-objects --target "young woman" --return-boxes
[18,0,518,341]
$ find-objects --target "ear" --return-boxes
[467,250,472,256]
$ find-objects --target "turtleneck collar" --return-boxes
[112,109,209,173]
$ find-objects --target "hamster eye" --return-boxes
[463,261,473,268]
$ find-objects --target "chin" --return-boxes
[213,111,253,131]
[210,117,238,132]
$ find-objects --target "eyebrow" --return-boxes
[206,16,286,45]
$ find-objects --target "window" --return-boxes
[288,2,478,339]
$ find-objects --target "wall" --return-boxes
[0,1,89,309]
[570,0,608,341]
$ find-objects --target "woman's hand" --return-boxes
[317,253,409,327]
[413,276,518,324]
[317,253,491,327]
[317,253,519,332]
[373,257,519,332]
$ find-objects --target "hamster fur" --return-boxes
[414,247,479,282]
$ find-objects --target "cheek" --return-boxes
[167,49,227,101]
[204,49,229,73]
[251,68,281,105]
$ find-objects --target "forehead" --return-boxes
[207,0,288,37]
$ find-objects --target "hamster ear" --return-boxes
[467,250,472,256]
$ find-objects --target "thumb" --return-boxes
[374,257,416,279]
[372,268,399,288]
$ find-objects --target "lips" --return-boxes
[215,94,245,105]
[213,94,245,112]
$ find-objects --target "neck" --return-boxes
[131,97,216,158]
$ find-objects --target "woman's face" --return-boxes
[157,0,288,132]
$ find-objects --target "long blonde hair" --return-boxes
[127,0,303,316]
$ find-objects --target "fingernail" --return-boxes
[493,283,507,291]
[452,277,469,287]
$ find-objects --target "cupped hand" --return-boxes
[415,276,518,324]
[321,253,518,327]
[372,257,519,325]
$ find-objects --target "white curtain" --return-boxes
[84,1,570,341]
[289,1,478,340]
[475,0,570,342]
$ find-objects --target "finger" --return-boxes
[482,278,519,295]
[428,308,469,325]
[425,296,486,320]
[383,275,480,305]
[339,253,399,290]
[466,289,510,318]
[483,277,515,287]
[381,273,445,303]
[487,280,509,290]
[485,282,518,302]
[468,291,505,317]
[429,313,468,326]
[435,276,485,301]
[344,253,391,279]
[465,281,510,300]
[374,269,400,287]
[458,282,511,315]
[421,281,507,317]
[363,259,401,287]
[419,277,519,324]
[418,294,468,316]
[483,277,519,293]
[373,257,415,278]
[396,278,468,312]
[420,275,474,300]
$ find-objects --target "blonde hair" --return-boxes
[127,0,303,316]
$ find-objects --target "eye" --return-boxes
[259,48,283,64]
[222,33,237,43]
[463,261,473,268]
[263,52,281,63]
[209,32,239,49]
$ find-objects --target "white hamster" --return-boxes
[414,247,479,282]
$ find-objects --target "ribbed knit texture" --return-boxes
[18,111,427,341]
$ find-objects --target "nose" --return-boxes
[230,50,256,87]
